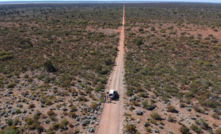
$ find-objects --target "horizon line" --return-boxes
[1,1,221,4]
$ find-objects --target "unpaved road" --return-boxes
[96,5,125,134]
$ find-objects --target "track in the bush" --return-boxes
[96,5,125,134]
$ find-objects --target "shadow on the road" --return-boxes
[113,94,119,101]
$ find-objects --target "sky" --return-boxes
[0,0,221,3]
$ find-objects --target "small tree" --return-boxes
[6,119,13,126]
[44,60,56,72]
[105,59,113,65]
[136,39,143,48]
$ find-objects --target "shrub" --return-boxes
[190,124,202,133]
[69,112,77,118]
[138,28,143,32]
[105,59,113,65]
[24,74,29,78]
[142,100,148,107]
[95,87,101,92]
[196,119,209,129]
[91,102,98,110]
[216,129,221,134]
[150,112,161,120]
[124,124,136,133]
[52,123,59,130]
[6,119,13,126]
[45,100,52,105]
[36,125,44,133]
[145,127,151,132]
[139,92,145,97]
[136,39,143,47]
[33,114,39,120]
[28,104,35,109]
[1,127,18,134]
[0,51,13,61]
[179,126,190,134]
[16,109,21,114]
[47,110,55,116]
[194,106,204,113]
[167,105,177,113]
[169,31,176,34]
[167,115,175,122]
[7,82,15,88]
[126,90,133,96]
[149,119,157,125]
[212,113,220,119]
[61,118,69,125]
[44,60,56,72]
[150,27,155,31]
[25,118,34,125]
[95,64,102,73]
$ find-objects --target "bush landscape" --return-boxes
[123,3,221,134]
[0,3,122,134]
[0,2,221,134]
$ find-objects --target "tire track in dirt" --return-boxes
[96,5,125,134]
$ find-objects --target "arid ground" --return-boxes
[0,3,221,134]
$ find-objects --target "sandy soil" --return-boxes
[96,5,125,134]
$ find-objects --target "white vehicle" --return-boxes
[108,89,118,99]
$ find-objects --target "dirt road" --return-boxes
[96,5,125,134]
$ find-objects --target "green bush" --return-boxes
[6,119,13,126]
[196,119,209,129]
[126,90,133,96]
[95,87,101,92]
[190,124,202,133]
[167,105,177,113]
[212,113,220,119]
[95,64,102,73]
[150,26,155,31]
[105,59,113,65]
[44,60,56,72]
[47,110,55,116]
[70,106,76,112]
[149,118,157,125]
[0,51,13,61]
[16,109,21,114]
[7,82,15,88]
[69,112,77,118]
[61,118,69,125]
[179,126,190,134]
[142,100,148,107]
[28,104,35,109]
[139,92,145,97]
[1,127,18,134]
[150,112,161,120]
[45,100,52,105]
[216,129,221,134]
[124,124,137,133]
[91,102,98,110]
[25,118,34,125]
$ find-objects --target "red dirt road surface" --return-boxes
[96,5,125,134]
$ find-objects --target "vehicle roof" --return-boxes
[109,89,115,94]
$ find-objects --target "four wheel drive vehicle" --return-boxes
[108,89,118,99]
